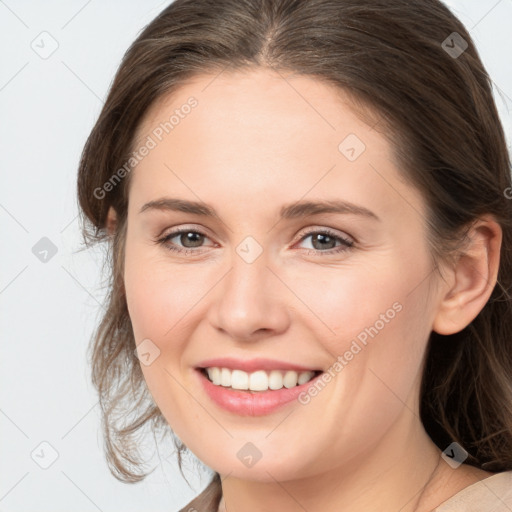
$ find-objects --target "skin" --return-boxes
[106,68,501,512]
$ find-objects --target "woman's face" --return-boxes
[122,68,445,481]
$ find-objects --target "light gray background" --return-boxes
[1,1,511,511]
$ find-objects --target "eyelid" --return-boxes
[157,224,353,243]
[154,226,217,253]
[293,225,354,245]
[156,223,212,239]
[155,224,355,257]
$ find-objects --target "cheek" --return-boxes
[124,273,165,343]
[124,242,200,342]
[283,261,410,351]
[294,279,431,466]
[123,246,200,427]
[289,254,432,409]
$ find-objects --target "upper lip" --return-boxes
[196,357,322,373]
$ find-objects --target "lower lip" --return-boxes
[195,368,324,416]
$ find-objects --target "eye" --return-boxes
[155,228,214,255]
[295,228,354,255]
[155,226,354,256]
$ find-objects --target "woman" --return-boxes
[77,0,512,510]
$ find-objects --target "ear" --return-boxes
[106,206,118,236]
[432,215,502,335]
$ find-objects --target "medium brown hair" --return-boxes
[77,0,512,485]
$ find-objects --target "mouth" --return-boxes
[197,367,324,393]
[194,365,326,416]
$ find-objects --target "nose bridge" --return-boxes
[224,235,271,310]
[211,233,288,339]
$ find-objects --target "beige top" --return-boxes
[179,471,512,512]
[434,470,512,511]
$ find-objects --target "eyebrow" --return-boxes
[139,197,380,221]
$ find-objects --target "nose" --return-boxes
[208,246,290,342]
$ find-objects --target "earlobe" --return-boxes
[432,215,502,335]
[106,206,118,236]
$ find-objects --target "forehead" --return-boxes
[135,68,384,152]
[128,68,425,224]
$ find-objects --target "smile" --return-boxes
[195,367,326,416]
[202,367,322,392]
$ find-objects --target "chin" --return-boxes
[200,451,315,483]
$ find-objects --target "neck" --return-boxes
[218,410,445,512]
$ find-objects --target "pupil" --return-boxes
[314,233,334,250]
[182,232,203,247]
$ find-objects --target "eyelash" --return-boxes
[155,227,354,256]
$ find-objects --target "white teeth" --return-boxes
[220,368,231,387]
[268,370,283,390]
[249,370,268,391]
[204,367,317,391]
[297,371,314,385]
[231,369,249,390]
